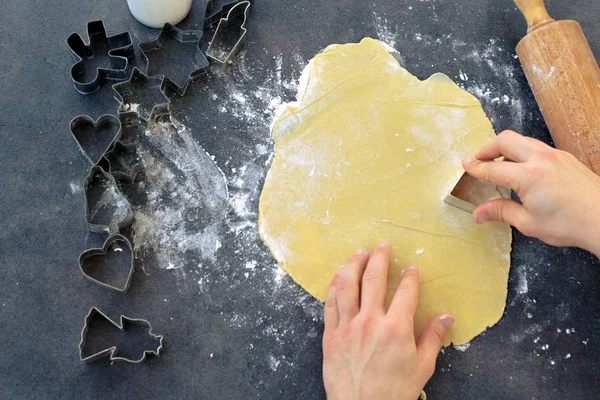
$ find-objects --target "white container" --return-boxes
[127,0,193,28]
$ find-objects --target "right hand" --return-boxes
[462,130,600,256]
[322,244,452,400]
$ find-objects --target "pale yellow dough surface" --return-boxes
[259,38,512,346]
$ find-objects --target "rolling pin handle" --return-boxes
[514,0,556,32]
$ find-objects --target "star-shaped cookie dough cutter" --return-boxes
[67,20,133,94]
[105,142,144,182]
[79,307,163,363]
[206,1,250,66]
[113,68,171,121]
[139,24,210,95]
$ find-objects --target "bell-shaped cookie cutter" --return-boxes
[84,166,134,234]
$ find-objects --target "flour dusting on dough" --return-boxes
[260,38,512,346]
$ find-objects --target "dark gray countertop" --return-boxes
[2,0,600,398]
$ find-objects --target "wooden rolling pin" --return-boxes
[515,0,600,174]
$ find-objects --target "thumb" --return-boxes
[416,314,454,380]
[473,198,532,230]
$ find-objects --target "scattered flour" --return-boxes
[268,354,281,371]
[373,14,526,132]
[69,182,81,194]
[516,265,529,295]
[121,103,140,114]
[125,52,326,372]
[131,116,229,271]
[112,11,539,374]
[454,343,470,352]
[373,13,398,52]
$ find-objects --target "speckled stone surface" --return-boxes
[1,1,600,398]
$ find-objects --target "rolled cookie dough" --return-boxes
[259,38,512,345]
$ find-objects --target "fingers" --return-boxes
[475,130,544,162]
[324,270,341,334]
[462,158,523,192]
[416,314,454,378]
[387,266,421,319]
[473,198,533,230]
[336,250,369,325]
[360,243,392,314]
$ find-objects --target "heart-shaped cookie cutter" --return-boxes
[78,234,134,292]
[70,114,122,166]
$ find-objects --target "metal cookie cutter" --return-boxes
[84,166,134,234]
[444,172,511,213]
[206,1,251,66]
[79,307,163,363]
[79,234,134,292]
[139,24,209,95]
[113,67,171,121]
[67,20,133,94]
[105,142,144,182]
[118,112,147,147]
[204,0,243,26]
[70,114,122,166]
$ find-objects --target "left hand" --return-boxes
[322,243,454,400]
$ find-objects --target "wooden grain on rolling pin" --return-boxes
[515,0,600,174]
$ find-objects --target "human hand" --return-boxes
[463,130,600,255]
[322,243,454,400]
